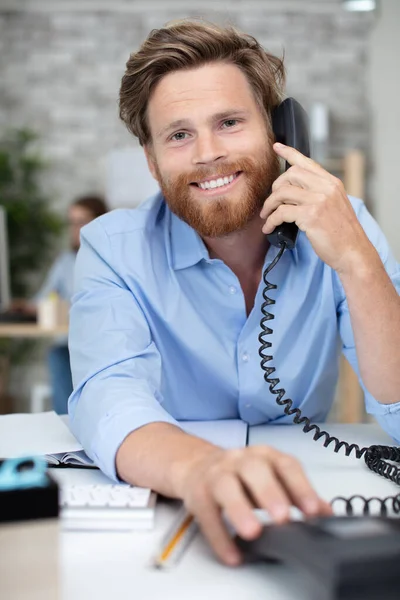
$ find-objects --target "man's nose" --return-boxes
[192,133,227,165]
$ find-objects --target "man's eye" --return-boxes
[222,119,238,128]
[171,132,188,141]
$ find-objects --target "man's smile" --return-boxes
[191,171,242,194]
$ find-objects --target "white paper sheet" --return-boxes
[182,419,248,449]
[0,411,82,458]
[59,415,248,450]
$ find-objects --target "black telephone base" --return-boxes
[236,516,400,600]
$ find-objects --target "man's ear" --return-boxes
[144,145,159,182]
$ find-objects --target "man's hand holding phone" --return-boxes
[261,143,376,276]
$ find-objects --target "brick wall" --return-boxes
[0,2,375,211]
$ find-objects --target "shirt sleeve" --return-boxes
[334,198,400,443]
[68,219,179,481]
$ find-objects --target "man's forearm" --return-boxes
[116,422,223,497]
[338,245,400,404]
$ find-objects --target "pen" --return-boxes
[152,508,198,569]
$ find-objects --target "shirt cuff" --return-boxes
[89,407,181,482]
[365,392,400,444]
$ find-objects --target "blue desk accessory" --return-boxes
[0,456,59,524]
[0,456,47,491]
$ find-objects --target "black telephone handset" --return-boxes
[267,98,311,250]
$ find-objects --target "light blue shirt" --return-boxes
[68,193,400,481]
[33,250,76,304]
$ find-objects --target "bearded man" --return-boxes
[68,20,400,565]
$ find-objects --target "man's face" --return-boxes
[144,62,280,238]
[68,205,95,251]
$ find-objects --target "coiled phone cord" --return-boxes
[258,243,400,516]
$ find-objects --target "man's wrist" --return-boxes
[170,443,224,499]
[335,243,381,281]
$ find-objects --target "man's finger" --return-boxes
[274,142,325,174]
[249,446,332,517]
[262,205,302,234]
[194,499,242,566]
[211,473,262,540]
[272,453,332,517]
[260,186,314,220]
[272,164,332,194]
[237,456,291,523]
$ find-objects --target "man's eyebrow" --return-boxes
[155,110,250,140]
[211,109,250,123]
[156,119,190,140]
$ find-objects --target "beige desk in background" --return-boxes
[0,324,69,339]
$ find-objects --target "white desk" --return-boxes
[49,424,400,600]
[54,470,303,600]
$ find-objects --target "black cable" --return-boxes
[258,242,400,516]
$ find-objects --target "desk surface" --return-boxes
[0,324,68,338]
[48,423,400,600]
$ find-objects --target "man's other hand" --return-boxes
[177,445,332,566]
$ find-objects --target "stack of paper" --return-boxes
[0,411,82,459]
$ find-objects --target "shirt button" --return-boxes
[242,352,249,362]
[245,403,252,409]
[229,285,237,294]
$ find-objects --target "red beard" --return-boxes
[155,150,281,238]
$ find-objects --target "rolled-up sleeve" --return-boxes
[68,219,179,481]
[335,198,400,443]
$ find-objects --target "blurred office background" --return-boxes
[0,0,398,413]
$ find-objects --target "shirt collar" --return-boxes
[168,205,209,271]
[167,200,300,271]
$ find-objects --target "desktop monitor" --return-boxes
[0,205,11,312]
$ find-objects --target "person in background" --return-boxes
[11,195,108,414]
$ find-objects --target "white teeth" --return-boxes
[198,173,237,190]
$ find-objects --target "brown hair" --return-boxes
[119,19,286,146]
[71,195,109,219]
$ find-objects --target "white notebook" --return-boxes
[46,449,95,468]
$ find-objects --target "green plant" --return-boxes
[0,128,64,296]
[0,128,65,362]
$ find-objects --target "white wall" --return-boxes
[368,0,400,259]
